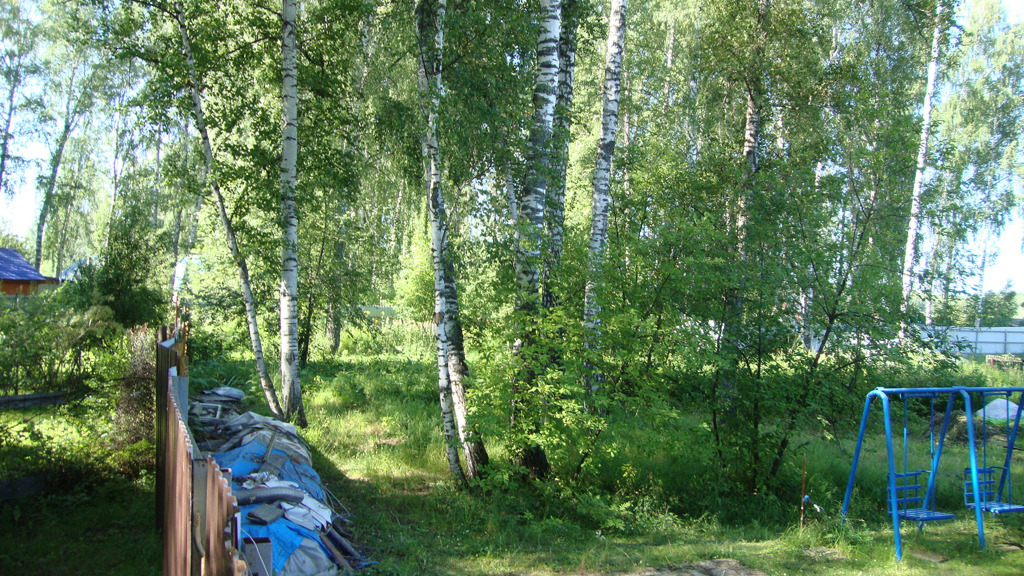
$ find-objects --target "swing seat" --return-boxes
[888,470,955,522]
[963,467,1024,514]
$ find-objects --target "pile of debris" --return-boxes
[931,399,1020,445]
[190,387,366,575]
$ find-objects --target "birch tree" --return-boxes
[511,0,561,479]
[279,0,305,426]
[900,0,946,327]
[924,0,1024,322]
[415,0,466,485]
[541,0,578,310]
[173,0,284,419]
[583,0,627,390]
[33,46,103,271]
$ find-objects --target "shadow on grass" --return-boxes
[0,473,160,576]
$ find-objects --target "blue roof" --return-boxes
[0,248,46,281]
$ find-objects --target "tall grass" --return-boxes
[183,349,1024,575]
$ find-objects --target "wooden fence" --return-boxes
[156,324,246,576]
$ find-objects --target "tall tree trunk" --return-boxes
[443,265,489,478]
[416,0,468,486]
[279,0,305,427]
[516,0,560,310]
[974,230,990,328]
[175,2,284,419]
[542,0,578,310]
[583,0,627,392]
[35,119,72,271]
[0,78,21,195]
[511,0,561,479]
[900,0,945,328]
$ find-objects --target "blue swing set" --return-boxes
[841,386,1024,560]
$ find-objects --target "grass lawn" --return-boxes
[3,353,1024,575]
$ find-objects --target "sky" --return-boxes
[2,0,1023,293]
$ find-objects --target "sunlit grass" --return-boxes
[183,354,1024,575]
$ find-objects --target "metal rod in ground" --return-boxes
[319,532,352,572]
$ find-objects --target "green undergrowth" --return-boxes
[191,354,1024,575]
[0,472,159,576]
[0,404,160,575]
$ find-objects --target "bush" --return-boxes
[0,293,118,396]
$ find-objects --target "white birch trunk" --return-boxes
[0,77,21,195]
[974,230,990,328]
[901,0,945,324]
[443,271,489,477]
[583,0,627,382]
[542,0,577,310]
[416,0,467,485]
[279,0,305,426]
[175,2,284,419]
[515,0,561,312]
[510,0,561,480]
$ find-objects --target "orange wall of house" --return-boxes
[1,281,37,295]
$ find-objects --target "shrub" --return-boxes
[0,292,118,396]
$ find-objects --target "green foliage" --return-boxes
[0,291,118,396]
[59,195,167,328]
[932,285,1021,326]
[393,220,435,323]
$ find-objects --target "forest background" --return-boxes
[2,0,1024,572]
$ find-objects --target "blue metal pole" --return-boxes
[961,389,986,551]
[923,393,954,514]
[997,389,1023,501]
[842,389,878,519]
[879,392,903,561]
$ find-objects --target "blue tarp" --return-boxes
[215,440,331,572]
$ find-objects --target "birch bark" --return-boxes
[279,0,305,426]
[583,0,627,386]
[900,0,945,325]
[515,0,561,312]
[542,0,577,310]
[444,271,489,478]
[0,75,22,196]
[511,0,561,479]
[174,2,284,419]
[416,0,467,485]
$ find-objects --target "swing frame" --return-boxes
[962,389,1024,515]
[841,386,1024,561]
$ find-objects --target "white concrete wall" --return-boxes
[922,326,1024,355]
